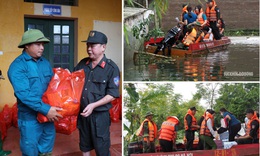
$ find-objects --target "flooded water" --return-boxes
[124,37,259,81]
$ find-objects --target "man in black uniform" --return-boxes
[74,30,120,156]
[236,109,259,144]
[184,107,200,151]
[206,0,222,40]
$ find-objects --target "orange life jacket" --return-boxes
[197,12,205,25]
[181,5,188,21]
[206,5,217,22]
[183,28,196,46]
[183,28,204,46]
[182,5,188,13]
[204,32,213,40]
[246,112,259,139]
[136,119,158,142]
[204,33,210,39]
[159,116,179,141]
[200,113,214,136]
[184,109,198,131]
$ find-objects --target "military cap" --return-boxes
[246,109,254,114]
[190,107,198,111]
[194,21,202,27]
[82,30,107,44]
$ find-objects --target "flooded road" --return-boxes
[124,37,259,81]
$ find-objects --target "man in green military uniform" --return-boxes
[136,112,158,153]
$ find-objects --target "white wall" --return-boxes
[93,20,122,71]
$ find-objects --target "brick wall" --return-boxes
[161,0,259,31]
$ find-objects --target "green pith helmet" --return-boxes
[145,111,154,118]
[18,29,50,48]
[194,21,201,27]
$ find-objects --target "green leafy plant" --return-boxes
[225,29,259,36]
[131,18,150,40]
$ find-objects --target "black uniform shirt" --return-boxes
[250,120,259,140]
[186,114,193,130]
[74,55,120,111]
[215,7,220,21]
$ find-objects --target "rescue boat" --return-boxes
[129,143,259,156]
[144,36,231,57]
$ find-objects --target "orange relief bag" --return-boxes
[109,96,122,122]
[37,68,85,123]
[54,116,77,135]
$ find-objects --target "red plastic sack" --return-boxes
[37,68,85,123]
[0,105,13,129]
[0,104,12,140]
[12,103,18,128]
[54,115,77,135]
[109,96,122,122]
[0,121,7,141]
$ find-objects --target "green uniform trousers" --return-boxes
[143,141,155,153]
[199,135,217,150]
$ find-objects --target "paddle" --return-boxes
[198,29,211,58]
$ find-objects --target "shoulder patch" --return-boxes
[113,76,120,87]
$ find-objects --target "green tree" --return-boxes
[193,83,219,109]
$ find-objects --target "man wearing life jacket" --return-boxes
[159,116,180,152]
[199,110,217,149]
[236,109,259,144]
[195,5,207,27]
[184,107,200,151]
[205,0,222,40]
[136,112,158,153]
[197,109,213,150]
[182,22,204,47]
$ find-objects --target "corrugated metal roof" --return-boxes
[124,7,150,19]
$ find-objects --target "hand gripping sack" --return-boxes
[37,68,85,123]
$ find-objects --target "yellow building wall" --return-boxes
[0,0,122,110]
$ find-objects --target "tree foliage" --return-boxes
[193,83,219,109]
[214,83,259,123]
[193,83,259,126]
